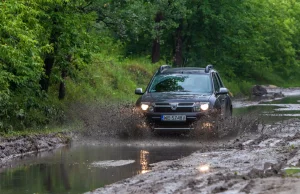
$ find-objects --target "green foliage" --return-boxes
[100,0,300,83]
[39,1,97,77]
[1,0,300,133]
[0,0,98,132]
[65,51,160,103]
[223,79,253,97]
[0,1,44,131]
[284,167,300,176]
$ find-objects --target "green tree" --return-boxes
[0,0,98,130]
[38,0,97,99]
[0,0,46,129]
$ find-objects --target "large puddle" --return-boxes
[0,144,199,194]
[1,96,300,194]
[234,96,300,123]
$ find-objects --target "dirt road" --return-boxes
[86,118,300,194]
[1,87,300,194]
[86,88,300,194]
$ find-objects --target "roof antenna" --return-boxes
[159,65,171,73]
[205,64,213,73]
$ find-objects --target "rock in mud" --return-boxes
[252,85,268,96]
[273,92,285,98]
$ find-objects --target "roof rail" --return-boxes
[159,65,171,73]
[205,64,213,73]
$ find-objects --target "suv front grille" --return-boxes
[155,107,193,113]
[154,102,194,113]
[155,103,170,106]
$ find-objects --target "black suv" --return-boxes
[135,65,232,131]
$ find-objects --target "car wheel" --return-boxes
[223,105,232,119]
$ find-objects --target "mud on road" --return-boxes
[0,133,71,169]
[1,87,300,194]
[87,118,300,194]
[76,88,300,194]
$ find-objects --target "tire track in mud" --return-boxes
[86,118,300,194]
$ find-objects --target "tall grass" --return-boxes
[66,53,300,102]
[65,53,161,103]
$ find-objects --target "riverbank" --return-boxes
[233,86,300,108]
[0,132,71,168]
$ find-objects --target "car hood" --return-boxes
[141,92,211,103]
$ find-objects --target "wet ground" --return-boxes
[87,95,300,194]
[234,95,300,124]
[0,90,300,194]
[0,141,204,194]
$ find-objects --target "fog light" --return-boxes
[148,106,154,112]
[193,105,201,112]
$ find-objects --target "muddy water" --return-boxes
[1,96,300,194]
[234,96,300,123]
[0,144,199,194]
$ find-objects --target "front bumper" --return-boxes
[144,112,208,130]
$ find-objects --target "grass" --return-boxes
[223,79,253,97]
[0,50,162,137]
[65,53,162,103]
[284,167,300,176]
[0,114,84,138]
[65,53,267,101]
[0,126,67,138]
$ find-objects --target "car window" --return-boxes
[212,73,220,92]
[149,74,212,93]
[215,73,224,87]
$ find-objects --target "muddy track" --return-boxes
[0,87,299,193]
[86,119,300,194]
[0,133,71,168]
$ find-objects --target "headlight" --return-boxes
[200,103,209,111]
[141,103,154,112]
[194,102,210,112]
[141,104,149,111]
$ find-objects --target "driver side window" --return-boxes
[212,73,220,92]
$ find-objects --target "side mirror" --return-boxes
[135,88,144,95]
[216,87,229,95]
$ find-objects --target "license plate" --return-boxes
[161,115,186,121]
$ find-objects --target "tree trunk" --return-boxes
[40,54,54,91]
[40,12,59,92]
[151,12,164,63]
[152,39,160,63]
[173,22,184,67]
[58,70,67,100]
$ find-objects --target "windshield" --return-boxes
[148,74,212,93]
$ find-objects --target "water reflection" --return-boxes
[260,96,300,104]
[234,96,300,124]
[197,164,210,173]
[140,150,150,174]
[0,145,198,194]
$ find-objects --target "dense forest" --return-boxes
[1,0,300,132]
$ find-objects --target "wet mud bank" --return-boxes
[0,133,71,168]
[234,87,300,108]
[87,118,300,194]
